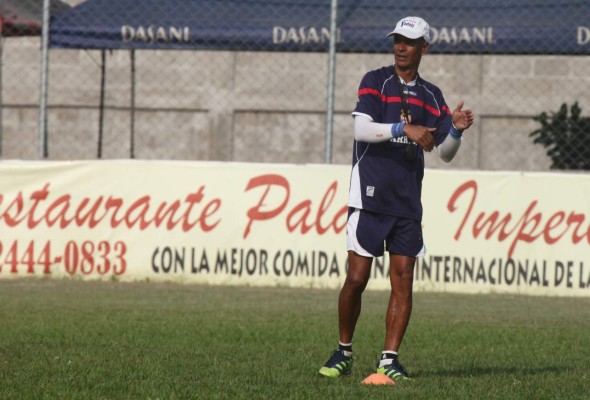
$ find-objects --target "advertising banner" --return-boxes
[48,0,590,55]
[419,171,590,297]
[0,160,589,297]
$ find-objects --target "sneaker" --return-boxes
[318,349,353,378]
[375,357,410,382]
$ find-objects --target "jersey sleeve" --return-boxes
[433,90,453,146]
[352,71,383,123]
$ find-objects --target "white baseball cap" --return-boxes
[386,16,431,43]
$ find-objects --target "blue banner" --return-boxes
[49,0,590,54]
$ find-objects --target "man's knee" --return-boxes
[345,251,372,290]
[344,271,370,292]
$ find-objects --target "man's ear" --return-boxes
[421,42,430,55]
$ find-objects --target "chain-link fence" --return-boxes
[2,0,589,171]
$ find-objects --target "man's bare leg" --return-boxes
[318,251,372,378]
[338,251,372,343]
[383,253,416,351]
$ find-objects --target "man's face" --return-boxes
[393,34,428,69]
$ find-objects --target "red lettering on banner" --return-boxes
[316,181,339,234]
[506,201,543,257]
[287,201,313,234]
[473,211,513,241]
[127,196,152,229]
[244,174,290,238]
[448,180,590,258]
[543,212,566,244]
[0,183,222,233]
[448,180,477,241]
[46,195,73,228]
[568,212,588,244]
[152,200,182,230]
[244,174,347,238]
[105,197,124,227]
[75,197,107,228]
[199,199,221,231]
[2,192,25,227]
[183,187,218,232]
[181,189,204,231]
[28,183,50,228]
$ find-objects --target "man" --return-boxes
[319,16,474,382]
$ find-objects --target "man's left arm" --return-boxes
[437,101,474,162]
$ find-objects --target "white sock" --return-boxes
[338,341,353,357]
[378,351,398,368]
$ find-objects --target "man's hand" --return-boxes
[452,101,474,131]
[403,124,436,152]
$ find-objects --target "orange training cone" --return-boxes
[361,373,395,385]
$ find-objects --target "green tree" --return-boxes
[530,102,590,170]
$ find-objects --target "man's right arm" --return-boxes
[354,114,406,143]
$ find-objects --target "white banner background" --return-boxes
[0,160,588,297]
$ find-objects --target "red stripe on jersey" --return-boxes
[408,98,441,117]
[359,88,443,118]
[358,88,381,97]
[442,105,451,115]
[383,96,403,103]
[423,103,441,117]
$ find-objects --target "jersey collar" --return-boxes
[392,65,419,86]
[397,74,418,87]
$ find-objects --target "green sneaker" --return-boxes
[375,357,410,382]
[319,349,353,378]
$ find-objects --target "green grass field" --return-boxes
[1,279,589,399]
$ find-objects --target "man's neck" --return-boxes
[394,65,418,84]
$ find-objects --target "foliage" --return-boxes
[530,102,590,170]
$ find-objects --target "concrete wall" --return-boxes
[2,36,589,171]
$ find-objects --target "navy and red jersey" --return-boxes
[349,65,452,221]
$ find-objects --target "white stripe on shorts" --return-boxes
[346,208,374,257]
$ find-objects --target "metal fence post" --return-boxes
[324,0,338,164]
[38,0,51,158]
[0,37,4,158]
[130,49,136,159]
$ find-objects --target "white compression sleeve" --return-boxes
[437,133,462,162]
[354,115,397,143]
[355,113,462,160]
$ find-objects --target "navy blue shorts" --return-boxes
[346,208,425,258]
